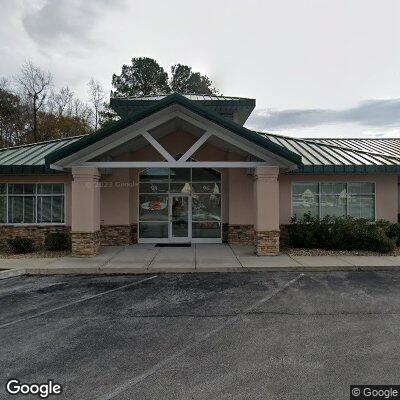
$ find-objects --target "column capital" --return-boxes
[72,167,100,182]
[253,166,279,182]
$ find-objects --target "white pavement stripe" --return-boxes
[100,273,304,400]
[0,275,157,329]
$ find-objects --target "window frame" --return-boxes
[137,167,222,242]
[291,181,376,221]
[0,183,66,226]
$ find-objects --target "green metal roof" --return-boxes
[0,92,399,175]
[0,136,83,174]
[305,137,400,158]
[46,93,301,166]
[263,133,400,173]
[110,93,256,125]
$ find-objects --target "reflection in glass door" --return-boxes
[170,195,191,242]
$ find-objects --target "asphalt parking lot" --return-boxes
[1,271,400,399]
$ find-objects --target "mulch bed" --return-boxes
[281,245,400,257]
[0,250,70,259]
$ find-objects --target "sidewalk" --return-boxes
[0,244,399,279]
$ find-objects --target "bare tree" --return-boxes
[87,78,105,130]
[47,86,74,117]
[16,61,52,142]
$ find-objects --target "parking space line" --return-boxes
[100,273,304,400]
[0,275,157,329]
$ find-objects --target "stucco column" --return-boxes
[253,166,280,255]
[71,167,101,256]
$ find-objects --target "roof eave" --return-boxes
[46,93,301,167]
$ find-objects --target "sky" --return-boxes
[0,0,400,138]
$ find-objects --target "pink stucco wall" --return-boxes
[279,174,399,224]
[100,130,234,226]
[97,129,400,228]
[2,131,398,233]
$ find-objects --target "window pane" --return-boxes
[291,183,319,219]
[38,197,52,223]
[320,182,346,195]
[348,182,374,195]
[192,194,221,221]
[192,168,220,182]
[23,184,35,194]
[9,184,24,195]
[170,168,190,182]
[348,195,375,220]
[139,182,169,193]
[320,195,347,217]
[192,222,221,238]
[0,196,6,223]
[23,196,35,223]
[319,183,347,218]
[0,184,6,195]
[192,183,221,194]
[139,222,168,238]
[139,194,168,221]
[139,168,169,181]
[52,196,63,223]
[52,184,64,194]
[38,184,55,194]
[170,182,191,194]
[9,196,23,223]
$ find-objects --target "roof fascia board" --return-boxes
[75,161,271,169]
[56,105,180,167]
[55,103,297,170]
[173,107,296,169]
[46,94,301,167]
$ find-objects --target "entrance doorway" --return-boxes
[138,167,221,243]
[170,194,191,242]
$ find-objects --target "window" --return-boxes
[0,183,65,224]
[292,182,375,220]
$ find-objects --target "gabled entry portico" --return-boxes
[46,94,301,256]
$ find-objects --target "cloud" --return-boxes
[247,98,400,131]
[21,0,120,49]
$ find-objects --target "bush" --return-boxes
[288,215,396,253]
[8,237,35,254]
[386,223,400,246]
[44,232,70,251]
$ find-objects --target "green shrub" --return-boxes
[8,237,35,254]
[287,216,396,253]
[44,232,71,251]
[386,223,400,246]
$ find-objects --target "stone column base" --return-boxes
[254,230,279,256]
[227,224,254,245]
[71,231,100,256]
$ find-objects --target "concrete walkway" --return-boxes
[0,244,399,278]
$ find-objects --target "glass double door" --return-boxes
[169,194,191,242]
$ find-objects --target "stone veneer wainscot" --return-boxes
[71,231,100,256]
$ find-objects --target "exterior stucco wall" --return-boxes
[0,174,72,225]
[228,168,254,225]
[100,168,131,225]
[99,130,234,227]
[279,173,399,224]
